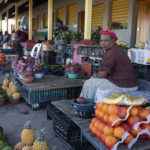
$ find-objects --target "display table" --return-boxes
[14,73,83,109]
[50,100,150,150]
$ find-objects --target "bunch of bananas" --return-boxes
[135,41,147,49]
[116,40,128,47]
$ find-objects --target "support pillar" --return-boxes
[48,0,53,40]
[84,0,92,40]
[15,3,18,31]
[0,14,2,32]
[29,0,33,40]
[6,8,8,32]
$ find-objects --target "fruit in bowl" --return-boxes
[22,76,34,83]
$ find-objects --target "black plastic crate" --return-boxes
[47,104,80,149]
[44,51,57,65]
[132,63,150,81]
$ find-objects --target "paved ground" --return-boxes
[0,74,70,150]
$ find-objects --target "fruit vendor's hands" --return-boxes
[93,71,108,78]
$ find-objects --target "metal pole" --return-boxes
[48,0,53,40]
[29,0,33,40]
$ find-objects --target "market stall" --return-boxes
[48,100,150,150]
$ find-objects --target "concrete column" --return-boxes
[0,14,2,32]
[84,0,92,40]
[48,0,53,40]
[15,3,18,31]
[29,0,33,40]
[63,6,67,26]
[102,0,112,30]
[6,8,8,32]
[128,0,138,47]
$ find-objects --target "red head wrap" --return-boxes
[100,30,118,41]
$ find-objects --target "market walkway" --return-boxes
[0,101,70,150]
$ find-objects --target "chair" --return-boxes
[30,43,42,59]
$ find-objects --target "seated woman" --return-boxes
[79,30,139,101]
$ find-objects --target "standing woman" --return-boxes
[79,30,139,101]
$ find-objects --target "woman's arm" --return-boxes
[94,70,108,78]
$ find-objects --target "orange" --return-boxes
[139,108,150,120]
[89,123,94,130]
[95,109,100,116]
[103,114,109,122]
[101,133,107,142]
[127,116,140,125]
[97,122,105,132]
[91,118,97,124]
[142,123,150,131]
[121,123,130,132]
[113,126,125,139]
[96,130,102,138]
[105,135,118,148]
[98,110,104,118]
[108,104,118,114]
[131,126,142,136]
[91,126,97,135]
[103,126,114,136]
[124,134,134,145]
[102,104,108,113]
[109,114,121,126]
[130,107,139,116]
[118,106,127,118]
[96,103,103,110]
[94,120,101,129]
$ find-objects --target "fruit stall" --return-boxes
[47,88,150,150]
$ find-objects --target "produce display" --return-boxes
[102,93,147,105]
[116,40,128,47]
[14,121,48,150]
[0,126,13,150]
[65,63,81,74]
[135,41,147,49]
[90,96,150,150]
[2,73,21,104]
[12,55,43,81]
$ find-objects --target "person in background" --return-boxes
[3,31,10,43]
[78,30,139,102]
[2,37,12,49]
[0,31,3,47]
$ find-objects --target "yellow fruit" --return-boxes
[11,85,18,94]
[2,85,7,91]
[22,146,33,150]
[13,92,21,100]
[21,121,35,146]
[103,93,123,104]
[14,141,24,150]
[6,89,12,97]
[9,82,14,88]
[3,79,10,87]
[33,128,48,150]
[123,94,147,105]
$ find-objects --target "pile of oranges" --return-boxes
[90,103,150,149]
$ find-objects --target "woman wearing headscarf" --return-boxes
[79,30,139,101]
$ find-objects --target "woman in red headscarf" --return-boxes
[78,30,138,102]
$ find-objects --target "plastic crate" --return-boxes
[81,62,91,77]
[132,63,150,81]
[47,104,80,149]
[16,77,82,105]
[44,51,57,65]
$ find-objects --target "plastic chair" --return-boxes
[30,43,42,59]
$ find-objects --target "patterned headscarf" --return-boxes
[100,30,118,41]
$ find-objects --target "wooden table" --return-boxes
[52,100,150,150]
[14,73,83,108]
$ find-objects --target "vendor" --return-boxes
[79,30,139,100]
